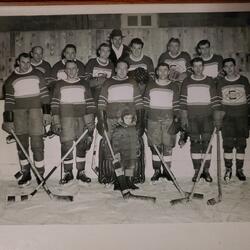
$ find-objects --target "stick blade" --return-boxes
[185,192,204,199]
[170,197,187,206]
[52,194,74,202]
[124,192,156,203]
[207,197,221,206]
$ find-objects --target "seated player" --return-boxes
[112,109,140,190]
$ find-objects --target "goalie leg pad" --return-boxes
[98,139,115,184]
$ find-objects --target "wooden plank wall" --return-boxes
[0,26,250,80]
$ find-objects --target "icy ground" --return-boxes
[0,175,249,225]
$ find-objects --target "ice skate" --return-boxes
[18,171,31,187]
[59,170,74,185]
[76,170,91,183]
[236,168,246,181]
[150,169,161,183]
[224,167,232,183]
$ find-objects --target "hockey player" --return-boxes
[217,58,250,181]
[109,29,130,66]
[30,46,52,84]
[112,109,140,189]
[180,57,223,182]
[125,38,154,94]
[195,39,223,79]
[2,52,51,186]
[144,63,180,181]
[51,44,85,81]
[158,37,191,83]
[85,43,115,103]
[51,60,95,184]
[98,60,144,185]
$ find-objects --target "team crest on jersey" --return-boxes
[165,59,186,73]
[222,85,246,105]
[129,64,147,71]
[93,67,112,78]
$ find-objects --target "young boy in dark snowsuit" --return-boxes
[112,109,140,189]
[2,52,51,187]
[217,58,250,181]
[144,62,180,181]
[180,57,224,182]
[51,60,96,184]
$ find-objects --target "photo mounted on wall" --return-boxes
[0,5,250,226]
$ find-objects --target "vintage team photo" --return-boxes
[0,9,249,225]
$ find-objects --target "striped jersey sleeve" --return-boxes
[38,73,50,104]
[51,83,61,115]
[98,81,109,111]
[209,77,221,110]
[133,81,143,110]
[179,78,188,110]
[4,78,15,112]
[84,83,96,114]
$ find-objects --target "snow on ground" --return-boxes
[0,175,249,225]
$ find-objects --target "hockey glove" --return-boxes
[51,115,61,135]
[2,111,15,134]
[180,110,188,130]
[43,114,52,127]
[84,114,95,136]
[2,122,15,134]
[134,67,150,84]
[167,117,181,135]
[213,110,225,131]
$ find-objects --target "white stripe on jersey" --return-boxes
[60,86,86,104]
[149,88,174,109]
[187,84,211,105]
[221,85,247,106]
[107,84,134,103]
[13,77,40,98]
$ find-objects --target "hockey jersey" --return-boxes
[51,59,85,81]
[202,54,223,78]
[217,75,250,117]
[125,54,154,76]
[51,78,96,117]
[158,51,191,73]
[98,77,143,119]
[144,79,180,121]
[31,60,52,83]
[4,67,50,112]
[180,75,220,115]
[85,58,115,79]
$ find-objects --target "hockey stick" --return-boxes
[170,127,216,206]
[103,130,156,203]
[90,128,99,176]
[7,130,73,202]
[207,130,222,205]
[147,137,204,201]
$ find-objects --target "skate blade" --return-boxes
[224,177,230,184]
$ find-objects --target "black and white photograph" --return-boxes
[0,2,250,249]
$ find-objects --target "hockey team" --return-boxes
[2,29,250,195]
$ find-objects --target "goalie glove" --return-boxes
[133,67,150,84]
